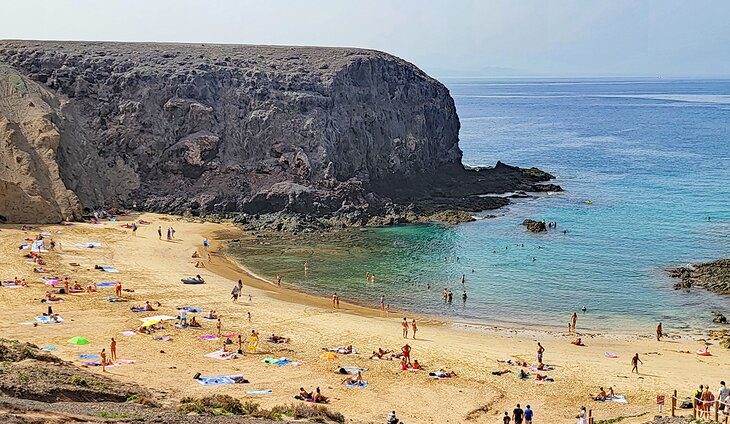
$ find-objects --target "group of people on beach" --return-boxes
[692,382,730,420]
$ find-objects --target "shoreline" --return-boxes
[212,228,711,341]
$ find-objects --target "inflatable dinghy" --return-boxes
[181,277,205,285]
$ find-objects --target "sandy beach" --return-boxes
[1,214,727,423]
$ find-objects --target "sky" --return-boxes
[2,0,729,77]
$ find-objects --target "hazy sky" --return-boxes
[2,0,729,77]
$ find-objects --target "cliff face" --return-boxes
[0,66,81,223]
[0,40,555,227]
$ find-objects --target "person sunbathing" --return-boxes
[341,345,354,354]
[400,357,409,370]
[491,369,512,375]
[535,373,554,382]
[297,388,312,400]
[45,291,62,302]
[189,316,201,327]
[412,359,422,370]
[607,387,615,398]
[518,369,529,379]
[370,348,392,359]
[86,283,97,292]
[69,282,84,293]
[342,371,364,385]
[143,301,156,311]
[536,361,545,370]
[269,334,289,343]
[312,387,327,403]
[591,387,607,401]
[207,310,218,319]
[571,338,584,346]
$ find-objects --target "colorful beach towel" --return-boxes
[199,334,218,340]
[79,354,100,359]
[177,306,203,312]
[604,352,619,359]
[97,281,117,287]
[99,266,119,273]
[601,395,628,404]
[75,242,103,248]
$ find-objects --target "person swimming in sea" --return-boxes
[462,291,468,302]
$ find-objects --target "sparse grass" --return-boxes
[98,411,133,419]
[70,375,88,387]
[176,397,345,422]
[595,411,648,424]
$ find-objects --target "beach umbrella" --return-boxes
[141,318,161,328]
[68,336,90,345]
[320,352,338,361]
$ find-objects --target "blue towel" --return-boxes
[79,354,100,359]
[196,375,237,386]
[345,381,368,388]
[274,359,292,366]
[179,306,203,312]
[97,281,117,287]
[41,345,56,351]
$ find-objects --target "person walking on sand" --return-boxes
[524,405,533,424]
[512,403,524,424]
[131,223,137,236]
[412,319,418,339]
[203,238,210,250]
[170,227,175,239]
[402,318,409,338]
[631,353,642,374]
[110,338,117,361]
[656,322,663,341]
[537,342,545,363]
[503,411,511,424]
[332,293,338,308]
[380,295,385,311]
[231,284,240,302]
[157,226,162,240]
[276,274,282,286]
[115,281,122,297]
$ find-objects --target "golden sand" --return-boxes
[0,214,726,423]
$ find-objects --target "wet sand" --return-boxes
[0,213,726,423]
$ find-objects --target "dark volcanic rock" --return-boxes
[668,259,730,295]
[0,40,560,227]
[522,219,547,233]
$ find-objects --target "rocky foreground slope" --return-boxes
[0,40,558,227]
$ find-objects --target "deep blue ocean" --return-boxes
[232,78,730,333]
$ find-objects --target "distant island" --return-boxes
[0,40,558,230]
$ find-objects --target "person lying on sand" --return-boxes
[342,371,364,385]
[143,301,156,311]
[492,369,512,376]
[189,316,201,327]
[268,334,289,343]
[297,388,312,401]
[571,338,584,346]
[312,387,327,403]
[369,348,392,359]
[69,282,84,293]
[518,369,529,379]
[535,373,554,382]
[86,283,97,292]
[206,310,218,319]
[591,387,608,401]
[412,359,422,370]
[44,291,62,302]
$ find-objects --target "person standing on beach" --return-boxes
[100,348,108,372]
[115,281,122,297]
[570,312,578,334]
[631,353,642,373]
[276,274,282,286]
[231,284,240,302]
[402,318,409,338]
[216,318,222,337]
[166,227,171,240]
[656,322,663,341]
[401,343,411,365]
[412,319,418,339]
[170,227,175,239]
[380,295,385,311]
[332,293,338,308]
[537,342,545,363]
[203,238,210,250]
[110,338,117,361]
[157,226,162,240]
[131,223,137,236]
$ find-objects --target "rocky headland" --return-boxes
[668,259,730,295]
[0,40,559,229]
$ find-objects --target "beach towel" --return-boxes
[83,359,135,368]
[337,366,367,375]
[274,359,292,366]
[41,346,57,351]
[44,279,62,286]
[604,352,619,359]
[429,371,455,380]
[155,336,172,342]
[34,315,64,324]
[138,315,176,322]
[196,374,247,386]
[75,242,102,248]
[120,331,136,336]
[41,299,64,303]
[100,266,119,273]
[107,296,127,303]
[199,334,218,340]
[177,306,203,313]
[529,364,555,372]
[130,308,146,312]
[79,354,100,359]
[345,381,368,388]
[602,395,629,404]
[97,281,117,287]
[326,347,357,355]
[247,389,273,395]
[204,350,237,360]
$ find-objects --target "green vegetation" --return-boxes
[176,396,345,422]
[596,412,647,424]
[97,411,138,419]
[70,375,88,387]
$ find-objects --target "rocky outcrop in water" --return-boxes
[0,40,558,227]
[522,219,547,233]
[669,259,730,295]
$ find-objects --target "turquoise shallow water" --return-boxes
[231,78,730,333]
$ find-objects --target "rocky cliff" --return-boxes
[0,40,557,227]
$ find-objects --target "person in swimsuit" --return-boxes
[401,343,411,365]
[402,318,409,338]
[631,353,642,373]
[110,338,117,361]
[157,226,162,240]
[411,319,418,339]
[656,322,663,341]
[537,342,545,363]
[100,348,108,372]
